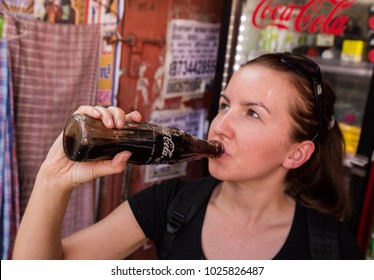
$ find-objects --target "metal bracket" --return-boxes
[350,154,369,168]
[349,154,370,178]
[106,32,165,78]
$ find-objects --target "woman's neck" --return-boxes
[211,179,295,225]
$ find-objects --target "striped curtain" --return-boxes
[4,17,102,244]
[0,39,20,260]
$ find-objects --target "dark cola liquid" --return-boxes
[63,133,156,164]
[63,114,223,165]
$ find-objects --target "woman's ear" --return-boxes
[282,141,315,169]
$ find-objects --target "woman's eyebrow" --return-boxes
[220,93,270,114]
[220,94,229,103]
[240,101,270,114]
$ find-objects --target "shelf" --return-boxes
[247,50,374,78]
[310,57,374,78]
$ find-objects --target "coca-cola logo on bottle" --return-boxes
[161,128,175,159]
[252,0,355,35]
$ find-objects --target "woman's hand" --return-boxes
[38,105,143,189]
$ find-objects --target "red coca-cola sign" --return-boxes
[252,0,356,35]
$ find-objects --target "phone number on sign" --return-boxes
[169,59,216,77]
[204,266,264,276]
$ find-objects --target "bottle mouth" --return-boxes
[209,140,224,158]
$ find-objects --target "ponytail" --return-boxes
[285,80,351,222]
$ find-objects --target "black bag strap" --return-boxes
[159,176,218,259]
[306,208,340,259]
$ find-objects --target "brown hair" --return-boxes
[244,53,351,221]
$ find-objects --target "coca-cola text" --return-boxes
[252,0,355,35]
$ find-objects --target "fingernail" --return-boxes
[107,118,114,126]
[117,118,124,128]
[122,152,132,163]
[93,108,101,116]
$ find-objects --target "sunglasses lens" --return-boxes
[281,53,319,76]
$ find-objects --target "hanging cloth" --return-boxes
[5,18,102,238]
[0,39,20,260]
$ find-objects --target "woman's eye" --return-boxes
[219,102,229,111]
[248,109,260,119]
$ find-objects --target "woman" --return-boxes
[12,53,361,259]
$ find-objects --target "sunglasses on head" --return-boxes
[280,52,323,141]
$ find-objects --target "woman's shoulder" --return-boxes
[298,204,362,259]
[127,176,219,246]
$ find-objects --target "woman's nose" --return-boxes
[212,111,234,138]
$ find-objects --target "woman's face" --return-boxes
[208,65,299,183]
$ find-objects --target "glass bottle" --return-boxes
[63,114,224,165]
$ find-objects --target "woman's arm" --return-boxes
[62,200,147,259]
[12,106,147,259]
